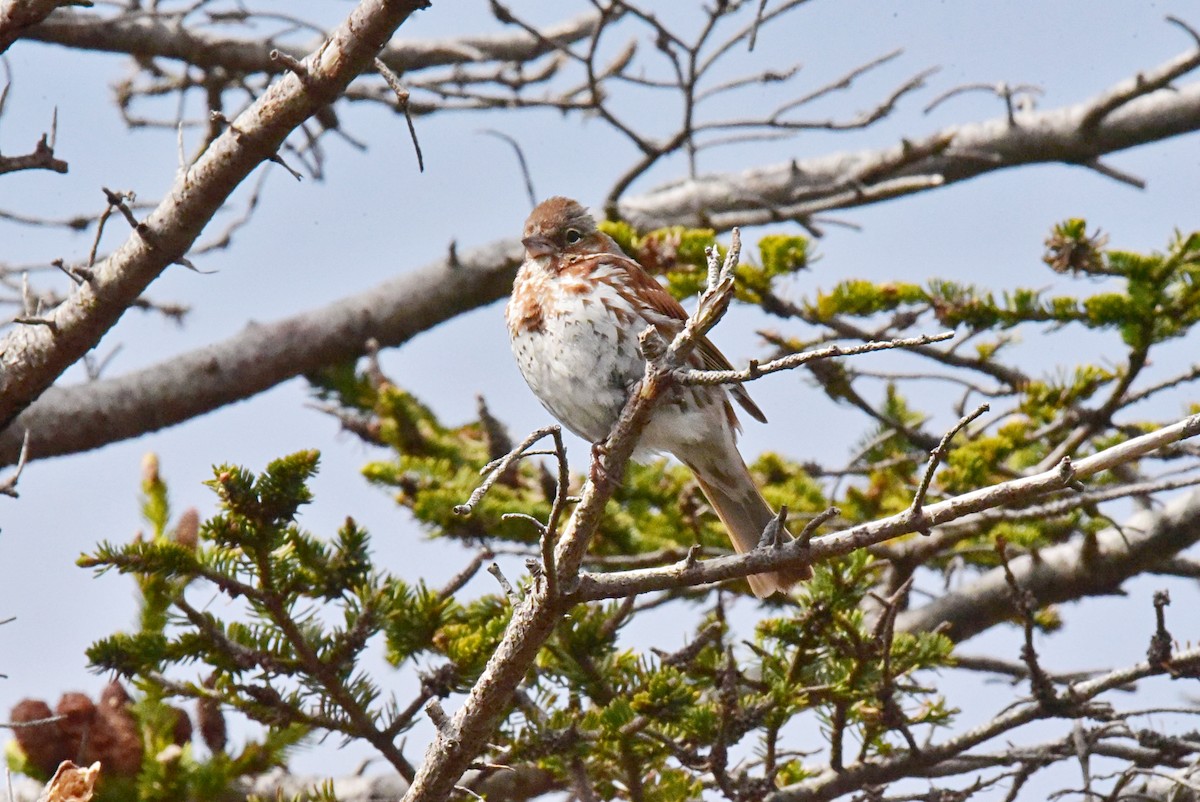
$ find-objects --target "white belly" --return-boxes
[509,296,637,443]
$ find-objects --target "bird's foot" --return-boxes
[589,441,613,489]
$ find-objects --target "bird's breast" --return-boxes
[507,267,643,442]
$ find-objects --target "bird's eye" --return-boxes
[564,229,582,244]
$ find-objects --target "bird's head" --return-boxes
[521,197,608,260]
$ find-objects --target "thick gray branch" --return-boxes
[570,415,1200,601]
[895,487,1200,641]
[0,242,520,466]
[0,0,430,432]
[20,7,600,75]
[0,0,84,54]
[618,78,1200,229]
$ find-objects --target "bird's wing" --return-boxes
[595,253,768,425]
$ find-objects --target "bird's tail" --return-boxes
[688,457,811,598]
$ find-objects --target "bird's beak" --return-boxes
[522,235,556,258]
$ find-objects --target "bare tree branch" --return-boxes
[874,473,1200,567]
[570,414,1200,601]
[2,13,1199,475]
[0,0,432,432]
[19,6,601,77]
[619,37,1200,229]
[0,240,520,466]
[0,132,68,176]
[677,331,954,387]
[0,0,89,54]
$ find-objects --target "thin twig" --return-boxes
[678,331,955,387]
[487,562,517,602]
[796,506,839,548]
[455,425,562,516]
[996,538,1058,708]
[439,548,495,599]
[478,129,536,208]
[375,57,425,172]
[910,403,990,520]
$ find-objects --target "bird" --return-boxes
[504,196,810,597]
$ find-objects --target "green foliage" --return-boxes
[773,220,1200,578]
[75,443,965,800]
[1043,217,1107,275]
[486,554,954,794]
[807,226,1200,352]
[335,374,769,569]
[811,279,927,321]
[4,461,310,802]
[597,219,810,305]
[431,595,513,687]
[758,552,955,765]
[323,219,1200,644]
[79,454,431,795]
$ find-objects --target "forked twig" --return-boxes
[455,424,570,597]
[454,425,563,517]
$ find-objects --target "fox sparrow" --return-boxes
[505,197,809,597]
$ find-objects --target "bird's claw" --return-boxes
[589,441,613,488]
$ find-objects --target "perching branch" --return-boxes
[569,414,1200,602]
